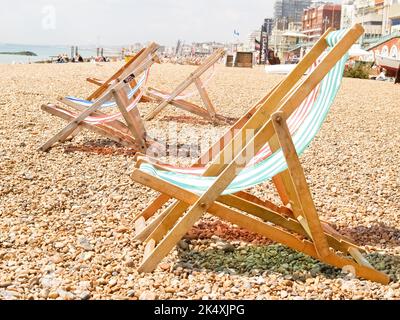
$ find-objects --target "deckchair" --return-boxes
[145,48,226,122]
[39,43,160,152]
[130,25,390,284]
[85,47,154,103]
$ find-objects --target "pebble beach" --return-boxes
[0,61,399,300]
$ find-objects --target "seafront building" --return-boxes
[340,0,400,39]
[267,0,400,62]
[274,0,312,26]
[270,0,338,61]
[302,3,342,41]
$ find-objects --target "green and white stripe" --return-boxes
[139,30,349,195]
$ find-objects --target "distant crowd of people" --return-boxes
[56,53,84,63]
[55,54,110,64]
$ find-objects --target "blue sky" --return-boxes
[1,0,276,46]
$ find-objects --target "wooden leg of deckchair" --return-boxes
[128,106,146,141]
[194,78,216,120]
[132,169,361,254]
[41,104,137,147]
[272,175,291,206]
[138,206,201,273]
[143,239,156,260]
[143,201,190,244]
[133,194,171,224]
[112,89,147,151]
[145,99,170,121]
[148,88,216,121]
[216,202,389,283]
[40,104,138,149]
[60,126,82,143]
[40,93,113,151]
[169,99,213,120]
[132,171,389,283]
[219,194,359,253]
[269,133,293,207]
[272,166,324,239]
[272,112,330,259]
[234,191,292,216]
[134,181,389,283]
[134,200,178,242]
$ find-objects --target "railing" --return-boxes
[364,31,400,49]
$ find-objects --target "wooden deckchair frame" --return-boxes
[39,43,160,152]
[86,48,155,103]
[145,48,226,122]
[130,25,390,284]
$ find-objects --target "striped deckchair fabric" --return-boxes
[39,43,160,152]
[131,25,390,284]
[53,69,150,125]
[63,68,149,111]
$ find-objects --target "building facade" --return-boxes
[388,0,400,32]
[274,0,312,26]
[341,0,400,38]
[341,0,357,29]
[302,4,342,41]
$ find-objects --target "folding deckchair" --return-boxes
[145,48,227,122]
[39,43,160,152]
[85,47,154,103]
[130,25,390,284]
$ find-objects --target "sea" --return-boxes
[0,43,113,64]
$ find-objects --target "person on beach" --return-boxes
[268,50,280,65]
[376,68,387,81]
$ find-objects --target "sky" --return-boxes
[0,0,277,46]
